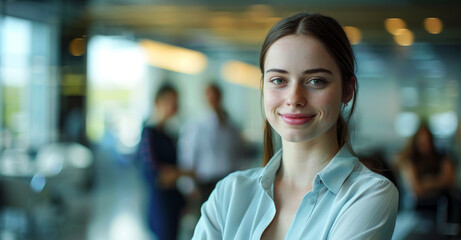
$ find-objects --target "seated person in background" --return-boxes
[395,122,455,214]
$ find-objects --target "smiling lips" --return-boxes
[280,113,315,125]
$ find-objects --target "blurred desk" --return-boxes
[0,148,35,178]
[0,143,94,240]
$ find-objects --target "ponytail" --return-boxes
[262,120,274,166]
[337,115,346,148]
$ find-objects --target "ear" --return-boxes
[343,76,356,104]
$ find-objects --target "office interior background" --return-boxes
[0,0,461,239]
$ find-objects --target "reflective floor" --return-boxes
[0,144,199,240]
[86,147,152,240]
[84,146,198,240]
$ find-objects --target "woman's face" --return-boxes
[157,91,178,120]
[263,34,345,143]
[416,128,432,154]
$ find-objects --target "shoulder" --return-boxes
[204,167,264,214]
[141,126,156,136]
[394,152,411,167]
[355,161,397,186]
[342,161,399,198]
[216,167,263,190]
[333,161,399,224]
[328,161,399,239]
[210,167,264,203]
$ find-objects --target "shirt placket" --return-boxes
[285,178,323,240]
[253,184,276,240]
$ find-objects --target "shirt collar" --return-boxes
[259,149,283,190]
[317,146,358,194]
[259,146,358,194]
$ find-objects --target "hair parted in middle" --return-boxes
[259,12,359,165]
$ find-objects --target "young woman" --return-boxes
[192,12,399,239]
[395,122,455,211]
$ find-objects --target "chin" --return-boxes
[280,132,311,143]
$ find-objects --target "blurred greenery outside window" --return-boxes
[86,36,150,154]
[1,16,58,150]
[396,81,458,140]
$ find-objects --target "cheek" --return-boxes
[168,101,178,115]
[311,89,342,112]
[263,88,282,115]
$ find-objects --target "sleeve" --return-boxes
[138,128,158,183]
[328,180,399,240]
[177,122,199,171]
[192,180,225,239]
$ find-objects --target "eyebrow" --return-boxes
[265,68,333,75]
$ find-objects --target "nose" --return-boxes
[286,83,307,108]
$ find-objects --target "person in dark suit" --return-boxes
[138,84,185,240]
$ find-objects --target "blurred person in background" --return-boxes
[178,83,245,204]
[192,12,398,239]
[394,122,456,218]
[137,84,187,240]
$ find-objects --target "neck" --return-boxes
[279,131,339,189]
[213,107,226,124]
[154,112,168,128]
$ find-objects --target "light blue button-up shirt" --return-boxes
[192,147,399,239]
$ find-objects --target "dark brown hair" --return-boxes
[155,84,177,103]
[260,12,358,166]
[399,121,443,179]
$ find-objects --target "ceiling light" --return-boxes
[394,28,414,46]
[139,39,207,74]
[69,38,86,56]
[222,61,261,89]
[343,26,362,45]
[424,17,443,34]
[385,18,406,35]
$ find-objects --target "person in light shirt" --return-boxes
[178,84,244,203]
[192,12,399,239]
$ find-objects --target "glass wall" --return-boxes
[1,15,58,151]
